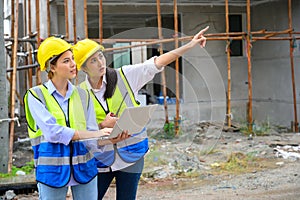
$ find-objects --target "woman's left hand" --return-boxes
[110,130,130,144]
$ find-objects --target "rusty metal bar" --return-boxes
[72,0,77,43]
[252,36,300,40]
[102,35,300,52]
[225,0,232,127]
[246,0,253,132]
[8,0,19,173]
[288,0,298,132]
[173,0,180,135]
[156,0,169,125]
[35,0,41,85]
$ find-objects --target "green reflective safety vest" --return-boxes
[80,68,149,167]
[23,84,97,188]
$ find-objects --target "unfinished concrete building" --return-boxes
[1,0,300,172]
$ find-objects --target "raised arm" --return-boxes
[154,26,209,70]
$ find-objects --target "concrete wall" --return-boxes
[250,0,300,126]
[17,1,300,127]
[176,2,300,127]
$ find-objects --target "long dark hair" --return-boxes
[104,67,118,99]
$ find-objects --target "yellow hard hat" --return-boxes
[37,37,72,71]
[73,39,105,70]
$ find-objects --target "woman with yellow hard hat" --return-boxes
[23,36,113,200]
[73,26,209,200]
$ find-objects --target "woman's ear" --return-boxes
[50,64,56,73]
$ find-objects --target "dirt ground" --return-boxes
[3,120,300,200]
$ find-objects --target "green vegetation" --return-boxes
[150,121,182,139]
[240,120,271,136]
[211,152,264,173]
[0,160,35,178]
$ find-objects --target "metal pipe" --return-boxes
[0,117,20,127]
[156,0,169,124]
[6,64,39,72]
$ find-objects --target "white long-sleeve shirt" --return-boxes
[84,57,163,171]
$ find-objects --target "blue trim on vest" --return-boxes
[36,165,70,188]
[72,159,98,184]
[118,138,149,163]
[35,141,97,187]
[95,150,115,168]
[31,145,40,160]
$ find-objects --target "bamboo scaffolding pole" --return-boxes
[72,0,77,43]
[99,0,103,43]
[35,0,41,85]
[246,0,253,132]
[27,0,33,88]
[64,0,69,39]
[156,0,169,125]
[3,30,292,43]
[4,32,299,45]
[225,0,232,127]
[4,1,300,144]
[252,36,300,40]
[8,0,15,132]
[288,0,298,132]
[102,35,300,52]
[84,0,88,38]
[173,0,180,135]
[47,0,50,37]
[8,0,19,173]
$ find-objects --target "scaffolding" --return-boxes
[1,0,299,173]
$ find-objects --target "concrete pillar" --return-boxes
[75,0,85,39]
[0,0,9,173]
[17,3,26,116]
[67,0,84,40]
[40,0,48,39]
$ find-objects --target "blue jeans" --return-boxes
[98,158,144,200]
[37,176,97,200]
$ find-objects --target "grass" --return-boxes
[240,120,271,136]
[151,121,182,140]
[0,160,35,178]
[211,152,265,174]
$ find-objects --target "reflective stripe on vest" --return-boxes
[80,68,149,167]
[23,85,97,187]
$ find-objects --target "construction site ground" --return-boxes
[1,119,300,200]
